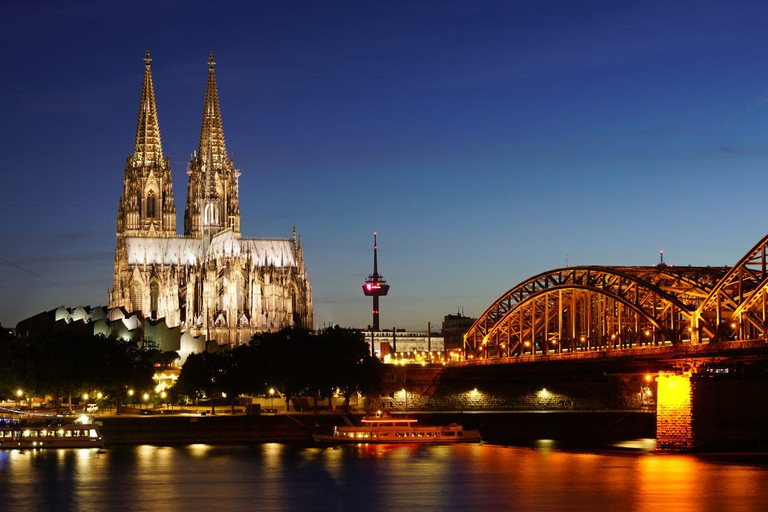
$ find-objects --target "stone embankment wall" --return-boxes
[376,365,650,412]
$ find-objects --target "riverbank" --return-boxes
[98,411,655,445]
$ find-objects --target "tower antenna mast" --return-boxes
[363,231,390,333]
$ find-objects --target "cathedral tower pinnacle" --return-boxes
[198,52,227,168]
[133,49,163,168]
[184,52,242,238]
[116,50,176,238]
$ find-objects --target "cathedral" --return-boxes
[108,51,313,347]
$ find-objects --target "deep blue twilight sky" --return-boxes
[2,1,768,330]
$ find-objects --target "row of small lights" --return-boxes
[464,374,657,399]
[13,389,106,400]
[464,387,552,398]
[126,389,168,401]
[12,386,277,404]
[12,389,166,402]
[386,350,447,366]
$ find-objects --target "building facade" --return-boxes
[366,330,444,363]
[109,52,312,347]
[441,312,476,352]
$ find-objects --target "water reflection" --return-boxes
[1,443,768,511]
[610,438,656,451]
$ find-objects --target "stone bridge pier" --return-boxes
[656,368,768,451]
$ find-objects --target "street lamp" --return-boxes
[15,389,23,408]
[269,388,275,409]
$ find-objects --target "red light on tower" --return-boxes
[363,232,390,331]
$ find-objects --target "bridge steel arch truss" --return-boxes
[465,267,699,360]
[693,234,768,342]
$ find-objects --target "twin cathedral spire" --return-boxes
[118,50,241,240]
[111,51,313,339]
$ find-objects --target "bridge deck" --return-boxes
[454,339,768,372]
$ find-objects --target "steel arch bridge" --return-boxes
[463,233,768,360]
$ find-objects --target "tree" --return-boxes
[321,326,379,410]
[357,356,385,411]
[12,331,103,413]
[98,336,158,415]
[176,351,225,415]
[0,331,21,401]
[218,345,253,414]
[250,328,314,411]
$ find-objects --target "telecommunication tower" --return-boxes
[362,232,390,331]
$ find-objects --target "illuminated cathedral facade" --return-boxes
[108,52,313,346]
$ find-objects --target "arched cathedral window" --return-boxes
[204,203,218,226]
[150,280,159,319]
[292,288,300,325]
[130,283,143,313]
[216,276,225,313]
[238,281,247,313]
[147,191,156,218]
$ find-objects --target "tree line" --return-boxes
[0,329,164,414]
[175,326,383,414]
[0,325,382,415]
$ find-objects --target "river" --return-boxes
[1,441,767,511]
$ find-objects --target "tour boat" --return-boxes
[312,413,481,444]
[0,419,105,449]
